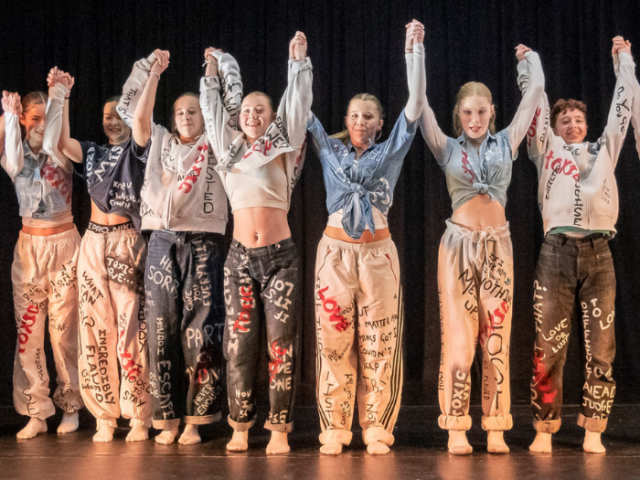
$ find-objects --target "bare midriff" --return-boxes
[22,222,75,236]
[451,193,506,231]
[324,226,391,244]
[89,200,132,226]
[233,207,291,248]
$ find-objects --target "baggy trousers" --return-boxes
[77,223,151,428]
[531,234,616,434]
[223,238,300,433]
[12,227,83,419]
[437,219,513,432]
[145,230,226,429]
[315,235,404,447]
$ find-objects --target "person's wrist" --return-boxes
[149,71,161,78]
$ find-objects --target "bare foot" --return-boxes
[266,431,290,455]
[226,430,249,451]
[178,424,201,445]
[320,441,343,455]
[529,431,552,453]
[448,430,473,455]
[57,412,79,434]
[126,425,149,442]
[154,426,179,444]
[583,430,606,454]
[17,418,47,440]
[367,441,390,455]
[93,425,115,442]
[487,431,510,453]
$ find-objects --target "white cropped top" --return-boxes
[327,208,389,231]
[224,155,288,212]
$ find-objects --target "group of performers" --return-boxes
[1,20,639,456]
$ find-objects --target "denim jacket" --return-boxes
[1,111,73,221]
[307,112,417,239]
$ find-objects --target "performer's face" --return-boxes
[553,108,588,144]
[102,101,131,145]
[239,93,275,144]
[345,99,383,150]
[173,96,204,142]
[457,95,494,141]
[20,103,46,147]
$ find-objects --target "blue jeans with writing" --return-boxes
[145,230,226,429]
[223,238,300,433]
[531,234,616,433]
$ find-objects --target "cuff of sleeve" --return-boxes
[50,83,69,102]
[618,52,634,66]
[517,58,529,75]
[289,57,312,74]
[412,43,424,56]
[200,76,221,92]
[138,52,157,71]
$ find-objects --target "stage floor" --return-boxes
[1,405,638,480]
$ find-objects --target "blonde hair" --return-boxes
[452,82,496,137]
[331,93,384,145]
[20,91,47,140]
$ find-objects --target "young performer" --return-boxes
[45,67,152,443]
[306,20,425,455]
[117,49,228,445]
[524,36,637,454]
[419,44,544,454]
[1,84,83,439]
[199,32,312,454]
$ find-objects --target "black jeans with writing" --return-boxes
[145,230,226,429]
[223,238,300,433]
[531,234,616,433]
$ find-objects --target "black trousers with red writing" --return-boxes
[223,238,300,433]
[145,230,226,429]
[531,234,616,434]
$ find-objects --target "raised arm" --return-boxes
[276,31,313,150]
[1,92,25,180]
[507,45,545,157]
[42,68,78,165]
[45,67,83,163]
[0,111,5,158]
[129,50,169,147]
[200,47,245,163]
[404,20,426,122]
[415,36,448,163]
[603,37,637,167]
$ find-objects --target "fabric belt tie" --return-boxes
[469,227,498,270]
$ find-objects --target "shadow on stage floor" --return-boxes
[1,405,639,480]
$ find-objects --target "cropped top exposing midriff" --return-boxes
[223,154,288,212]
[418,51,545,212]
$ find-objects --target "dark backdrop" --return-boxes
[1,0,640,411]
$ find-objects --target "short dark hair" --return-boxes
[551,99,587,129]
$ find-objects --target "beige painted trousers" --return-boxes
[77,227,151,429]
[315,235,403,447]
[438,219,513,431]
[12,228,83,419]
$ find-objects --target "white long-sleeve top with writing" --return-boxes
[117,52,228,233]
[200,50,313,213]
[522,52,637,235]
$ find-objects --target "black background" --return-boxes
[1,0,639,412]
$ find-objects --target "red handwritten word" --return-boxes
[482,301,509,344]
[527,107,540,147]
[242,138,274,159]
[460,150,474,183]
[18,305,39,354]
[318,286,349,332]
[268,341,289,383]
[178,144,209,193]
[533,351,557,404]
[544,150,580,183]
[232,285,254,333]
[41,164,71,204]
[118,330,142,382]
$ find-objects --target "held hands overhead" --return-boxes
[151,49,171,77]
[515,44,532,62]
[1,91,22,116]
[289,31,307,61]
[405,19,425,53]
[612,36,632,57]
